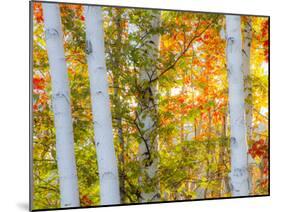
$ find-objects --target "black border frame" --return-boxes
[29,0,270,211]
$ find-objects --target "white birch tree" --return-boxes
[138,11,161,202]
[243,17,253,141]
[242,17,256,193]
[225,15,250,196]
[84,6,121,205]
[42,3,80,207]
[111,9,127,202]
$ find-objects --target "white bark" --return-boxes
[84,6,120,205]
[225,15,250,196]
[138,11,161,202]
[42,3,80,207]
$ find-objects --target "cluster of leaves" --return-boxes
[249,139,268,160]
[248,139,269,194]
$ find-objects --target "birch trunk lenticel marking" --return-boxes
[84,6,121,205]
[42,3,80,208]
[225,15,250,196]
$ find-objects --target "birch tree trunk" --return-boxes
[225,15,250,196]
[243,17,253,141]
[242,17,256,193]
[42,3,80,208]
[84,6,121,205]
[138,11,161,202]
[112,8,127,203]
